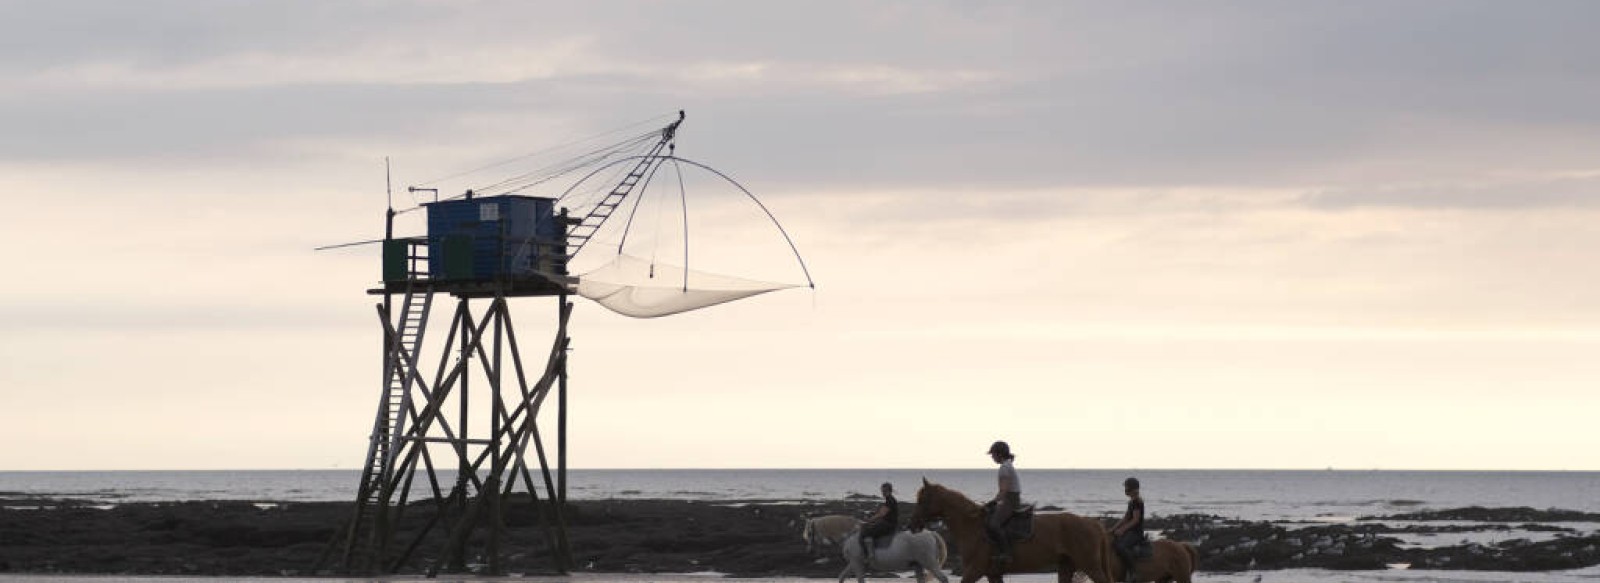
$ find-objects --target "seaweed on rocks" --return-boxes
[1158,508,1600,573]
[1371,506,1600,523]
[1406,534,1600,571]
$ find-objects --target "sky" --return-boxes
[3,1,1600,471]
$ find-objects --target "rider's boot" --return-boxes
[991,539,1010,567]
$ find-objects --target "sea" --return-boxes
[3,469,1600,583]
[3,469,1598,522]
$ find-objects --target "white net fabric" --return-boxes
[567,254,798,318]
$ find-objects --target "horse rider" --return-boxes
[987,440,1022,563]
[1110,476,1147,581]
[860,481,898,561]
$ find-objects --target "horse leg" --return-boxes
[911,543,939,583]
[1057,557,1076,583]
[1079,551,1113,583]
[838,545,860,583]
[1169,563,1190,583]
[1087,565,1115,583]
[839,555,870,583]
[921,549,949,583]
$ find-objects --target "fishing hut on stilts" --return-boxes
[315,111,813,576]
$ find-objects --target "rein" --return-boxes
[914,484,983,531]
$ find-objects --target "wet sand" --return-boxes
[5,571,1600,583]
[3,494,1599,579]
[0,496,868,578]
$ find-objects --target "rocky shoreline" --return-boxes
[1159,507,1600,572]
[2,494,1598,577]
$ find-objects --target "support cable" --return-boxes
[473,131,659,196]
[666,156,816,289]
[673,158,690,291]
[386,130,660,218]
[411,113,674,188]
[547,154,814,289]
[615,157,670,256]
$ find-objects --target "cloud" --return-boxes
[0,301,364,332]
[5,1,1600,195]
[8,1,1600,469]
[1305,174,1600,209]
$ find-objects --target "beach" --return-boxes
[0,497,849,578]
[5,470,1600,580]
[6,572,1600,583]
[4,491,1600,580]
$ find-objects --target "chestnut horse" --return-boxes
[909,480,1114,583]
[1113,539,1199,583]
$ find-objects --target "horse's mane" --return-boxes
[920,481,980,513]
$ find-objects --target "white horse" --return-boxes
[803,514,861,554]
[838,529,950,583]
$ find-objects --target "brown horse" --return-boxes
[908,479,1115,583]
[1113,539,1199,583]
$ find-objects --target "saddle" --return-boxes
[865,530,896,549]
[1117,533,1154,561]
[982,501,1036,543]
[1129,539,1153,560]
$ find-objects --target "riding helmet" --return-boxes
[1124,477,1141,490]
[987,440,1012,457]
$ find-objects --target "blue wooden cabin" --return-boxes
[380,194,570,297]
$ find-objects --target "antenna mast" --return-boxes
[384,157,394,241]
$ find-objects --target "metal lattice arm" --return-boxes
[562,111,684,259]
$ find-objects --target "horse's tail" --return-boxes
[1182,541,1200,573]
[934,530,948,566]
